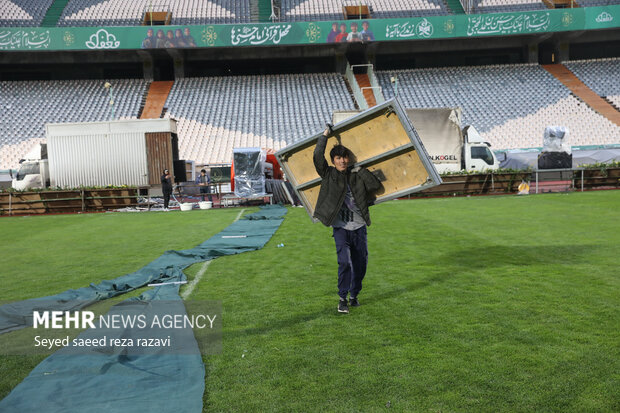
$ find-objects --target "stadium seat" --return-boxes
[164,73,355,165]
[377,63,620,150]
[470,0,546,14]
[281,0,449,22]
[0,78,147,169]
[58,0,250,27]
[0,0,55,27]
[576,0,619,6]
[565,58,620,110]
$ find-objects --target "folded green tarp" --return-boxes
[0,277,206,412]
[0,206,286,412]
[0,205,286,335]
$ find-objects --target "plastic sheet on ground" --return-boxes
[0,205,287,412]
[0,205,287,335]
[233,147,266,198]
[0,278,205,413]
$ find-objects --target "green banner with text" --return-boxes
[0,6,618,52]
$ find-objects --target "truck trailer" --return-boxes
[12,118,179,190]
[333,108,499,174]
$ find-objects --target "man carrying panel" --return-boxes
[313,126,382,314]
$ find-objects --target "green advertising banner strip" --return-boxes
[0,6,618,52]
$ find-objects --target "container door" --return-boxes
[145,132,174,185]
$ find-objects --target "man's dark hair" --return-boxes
[330,144,352,162]
[200,169,206,173]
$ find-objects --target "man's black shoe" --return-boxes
[338,299,349,313]
[349,297,360,307]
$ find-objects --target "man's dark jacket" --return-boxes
[313,135,382,227]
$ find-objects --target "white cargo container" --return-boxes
[13,118,178,190]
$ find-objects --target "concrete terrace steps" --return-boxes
[444,0,466,14]
[40,0,71,27]
[140,81,174,119]
[354,73,377,107]
[257,0,273,21]
[543,64,620,127]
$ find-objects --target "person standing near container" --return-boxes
[161,168,173,211]
[314,126,382,314]
[196,169,213,202]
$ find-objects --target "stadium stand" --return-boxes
[566,58,620,109]
[164,73,355,165]
[57,0,250,27]
[470,0,546,14]
[0,0,55,27]
[577,0,620,6]
[281,0,449,22]
[0,79,146,169]
[2,63,619,168]
[377,63,620,149]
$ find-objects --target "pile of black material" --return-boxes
[265,179,301,205]
[538,152,573,169]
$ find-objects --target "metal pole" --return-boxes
[581,169,584,192]
[104,83,116,120]
[536,171,539,194]
[391,75,398,98]
[395,76,398,98]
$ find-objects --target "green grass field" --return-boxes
[1,191,619,412]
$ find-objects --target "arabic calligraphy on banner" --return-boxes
[467,12,551,36]
[0,5,617,51]
[85,29,120,49]
[0,30,50,50]
[386,19,434,39]
[231,24,292,46]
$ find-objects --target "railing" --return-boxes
[270,1,280,22]
[143,2,171,25]
[406,167,620,198]
[366,65,385,104]
[361,86,384,105]
[461,0,473,14]
[0,188,142,215]
[345,63,368,109]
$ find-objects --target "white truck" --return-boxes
[11,118,179,190]
[333,107,499,174]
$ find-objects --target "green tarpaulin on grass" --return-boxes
[0,205,286,412]
[0,278,206,412]
[0,205,286,334]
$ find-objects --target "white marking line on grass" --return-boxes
[182,260,211,299]
[234,208,246,222]
[182,208,246,299]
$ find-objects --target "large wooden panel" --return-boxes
[277,98,442,221]
[366,149,428,199]
[285,110,412,187]
[145,132,174,185]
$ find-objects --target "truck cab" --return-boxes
[462,125,499,173]
[11,143,49,190]
[12,160,49,190]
